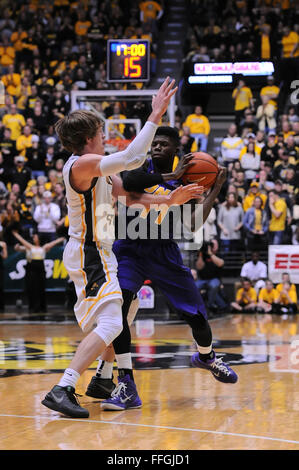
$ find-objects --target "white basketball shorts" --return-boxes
[63,237,123,332]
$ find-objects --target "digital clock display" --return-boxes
[107,39,150,82]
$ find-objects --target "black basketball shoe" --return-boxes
[85,376,116,399]
[41,385,89,418]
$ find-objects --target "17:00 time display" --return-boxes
[107,40,150,82]
[116,44,146,78]
[116,43,147,56]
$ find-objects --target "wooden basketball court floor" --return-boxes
[1,314,299,451]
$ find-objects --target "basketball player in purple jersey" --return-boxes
[86,126,238,411]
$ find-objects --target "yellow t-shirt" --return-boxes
[269,198,287,232]
[232,86,253,111]
[260,85,280,108]
[11,31,28,51]
[276,283,296,295]
[261,34,271,59]
[183,114,210,135]
[282,31,299,58]
[2,113,26,140]
[139,1,162,21]
[0,46,15,66]
[75,20,91,36]
[1,73,21,96]
[277,287,297,305]
[236,287,257,304]
[16,134,33,156]
[243,191,267,212]
[259,287,279,304]
[254,209,262,231]
[108,114,127,135]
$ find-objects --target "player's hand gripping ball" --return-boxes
[181,152,219,189]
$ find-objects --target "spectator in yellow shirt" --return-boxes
[268,190,287,244]
[1,64,21,97]
[281,26,299,58]
[257,279,279,313]
[243,182,267,212]
[260,75,280,109]
[10,27,28,52]
[139,1,163,23]
[108,103,127,136]
[258,24,273,60]
[183,106,210,152]
[232,79,254,127]
[276,273,297,296]
[2,103,26,140]
[231,278,257,312]
[276,281,298,315]
[16,124,33,157]
[75,11,91,36]
[0,41,16,69]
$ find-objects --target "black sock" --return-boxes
[95,360,104,378]
[198,350,215,362]
[118,368,134,380]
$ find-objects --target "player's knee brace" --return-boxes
[93,300,123,346]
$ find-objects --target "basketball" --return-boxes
[181,152,219,189]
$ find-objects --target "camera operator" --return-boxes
[192,239,227,313]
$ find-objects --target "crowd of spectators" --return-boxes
[0,0,297,317]
[184,0,299,68]
[181,71,299,316]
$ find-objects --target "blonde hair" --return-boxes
[55,110,103,154]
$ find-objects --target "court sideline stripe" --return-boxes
[1,414,299,445]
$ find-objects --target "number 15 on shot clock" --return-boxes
[107,39,150,83]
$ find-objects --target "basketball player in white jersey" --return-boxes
[41,77,203,418]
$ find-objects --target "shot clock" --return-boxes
[107,39,150,83]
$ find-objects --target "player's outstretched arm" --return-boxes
[98,77,177,177]
[112,175,203,208]
[74,77,178,185]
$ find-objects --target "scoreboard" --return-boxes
[107,39,150,83]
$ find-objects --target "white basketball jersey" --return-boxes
[63,155,115,246]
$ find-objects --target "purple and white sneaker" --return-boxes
[191,351,238,384]
[101,375,142,411]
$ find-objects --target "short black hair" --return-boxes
[154,126,180,146]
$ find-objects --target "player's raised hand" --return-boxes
[168,183,205,206]
[149,77,178,123]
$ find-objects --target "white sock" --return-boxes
[115,353,133,370]
[58,368,80,389]
[96,360,114,379]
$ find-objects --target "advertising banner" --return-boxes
[268,245,299,284]
[4,247,68,292]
